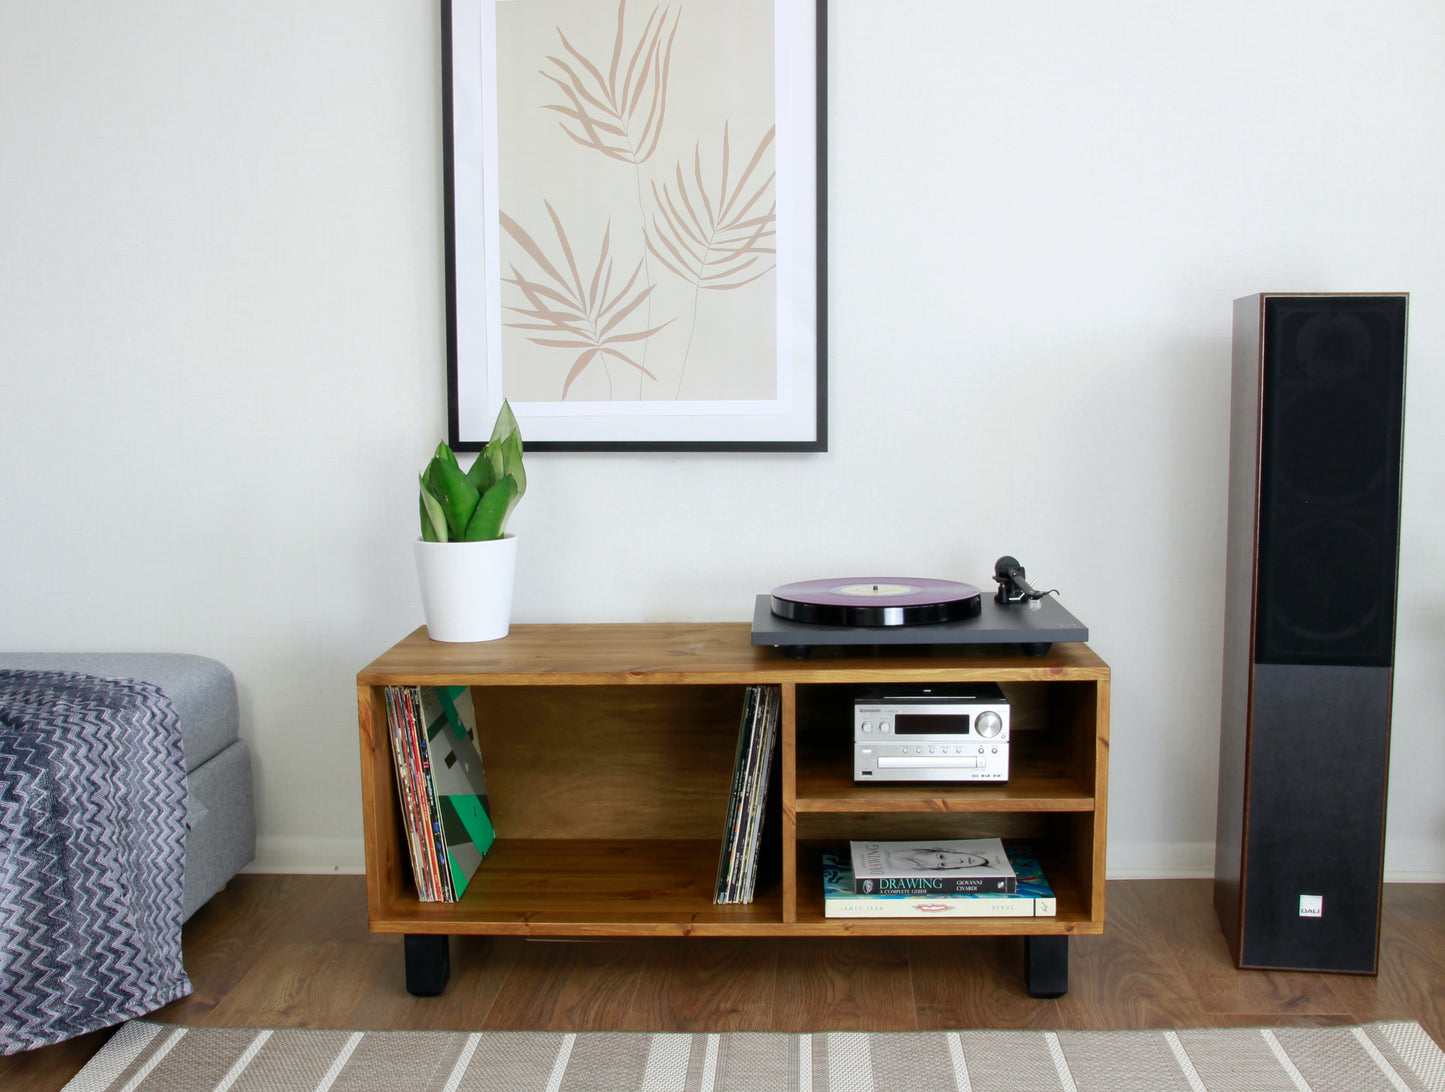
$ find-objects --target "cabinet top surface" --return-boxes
[358,623,1108,685]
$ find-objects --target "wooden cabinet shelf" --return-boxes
[357,623,1109,996]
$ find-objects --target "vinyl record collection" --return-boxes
[384,685,496,902]
[714,684,781,904]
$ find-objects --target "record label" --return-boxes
[769,577,983,627]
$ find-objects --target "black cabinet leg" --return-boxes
[404,933,451,996]
[1025,936,1068,998]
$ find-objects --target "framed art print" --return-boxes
[443,0,826,451]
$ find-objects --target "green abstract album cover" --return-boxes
[420,685,496,899]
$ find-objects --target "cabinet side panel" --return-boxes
[780,683,798,923]
[1215,293,1264,959]
[358,684,406,918]
[1090,678,1109,922]
[1052,682,1103,797]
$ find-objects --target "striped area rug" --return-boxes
[63,1019,1445,1092]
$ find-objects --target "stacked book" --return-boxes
[823,839,1055,918]
[384,685,496,902]
[714,684,781,904]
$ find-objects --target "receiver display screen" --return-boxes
[895,713,970,735]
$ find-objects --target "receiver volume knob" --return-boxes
[976,711,1003,738]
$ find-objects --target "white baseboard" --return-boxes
[1105,841,1216,880]
[246,835,366,875]
[1383,839,1445,883]
[1106,839,1445,883]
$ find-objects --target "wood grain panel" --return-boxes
[200,941,394,1028]
[359,624,1108,686]
[478,937,651,1031]
[618,938,783,1031]
[357,685,406,921]
[469,685,743,840]
[780,682,798,924]
[342,935,525,1030]
[367,839,783,935]
[771,937,915,1031]
[910,935,1064,1029]
[1050,882,1206,1029]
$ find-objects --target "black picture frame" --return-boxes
[442,0,827,452]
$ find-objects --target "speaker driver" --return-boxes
[1266,519,1381,643]
[1293,312,1372,381]
[1272,391,1390,503]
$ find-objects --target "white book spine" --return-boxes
[823,897,1055,919]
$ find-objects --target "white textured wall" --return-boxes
[2,0,1441,879]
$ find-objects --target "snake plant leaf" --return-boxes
[469,400,526,499]
[424,456,481,540]
[461,474,520,541]
[465,401,523,499]
[491,412,527,499]
[466,446,500,496]
[433,441,460,470]
[419,474,447,542]
[420,404,523,542]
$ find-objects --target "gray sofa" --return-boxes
[0,653,256,921]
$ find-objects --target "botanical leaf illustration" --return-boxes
[501,203,673,400]
[647,124,777,290]
[540,0,679,166]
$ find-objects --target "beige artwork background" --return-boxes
[495,0,777,404]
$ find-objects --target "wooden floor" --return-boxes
[5,876,1442,1090]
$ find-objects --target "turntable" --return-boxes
[751,558,1088,658]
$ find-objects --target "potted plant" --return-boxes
[413,402,526,642]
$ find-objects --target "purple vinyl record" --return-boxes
[769,577,983,627]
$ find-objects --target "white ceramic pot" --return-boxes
[413,534,518,642]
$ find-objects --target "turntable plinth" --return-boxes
[357,623,1109,998]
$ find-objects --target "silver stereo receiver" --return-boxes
[853,684,1010,783]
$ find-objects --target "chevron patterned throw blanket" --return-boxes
[0,671,192,1054]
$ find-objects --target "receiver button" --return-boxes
[976,711,1003,738]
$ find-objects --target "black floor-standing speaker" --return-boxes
[1214,293,1408,974]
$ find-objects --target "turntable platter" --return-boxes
[769,577,983,627]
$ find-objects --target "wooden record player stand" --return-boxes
[356,623,1109,998]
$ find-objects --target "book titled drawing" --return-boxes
[824,845,1054,918]
[848,838,1017,895]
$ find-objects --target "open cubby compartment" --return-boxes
[371,682,787,933]
[789,813,1102,930]
[782,678,1106,932]
[790,680,1102,806]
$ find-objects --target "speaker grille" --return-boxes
[1255,296,1406,667]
